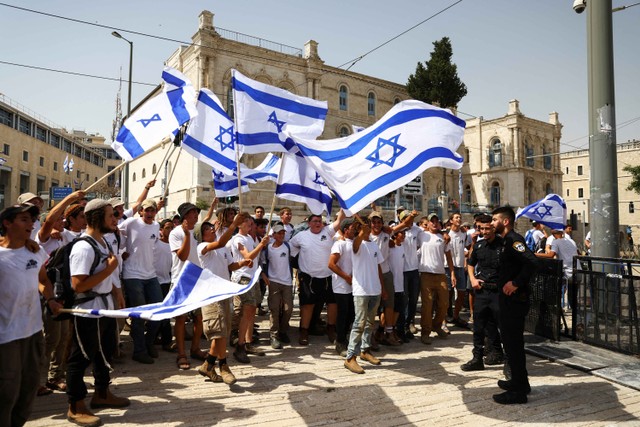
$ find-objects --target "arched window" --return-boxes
[527,181,534,204]
[489,139,502,167]
[464,185,472,203]
[339,85,348,111]
[490,182,501,206]
[227,85,234,119]
[142,168,146,179]
[394,97,401,105]
[339,126,350,137]
[543,146,552,170]
[132,172,137,182]
[152,164,157,175]
[525,143,534,167]
[545,183,552,195]
[367,92,376,116]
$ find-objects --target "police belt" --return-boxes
[480,282,499,291]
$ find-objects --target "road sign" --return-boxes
[402,176,423,195]
[50,186,73,201]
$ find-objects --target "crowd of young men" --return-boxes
[1,185,552,426]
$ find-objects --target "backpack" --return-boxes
[46,236,105,321]
[524,229,536,252]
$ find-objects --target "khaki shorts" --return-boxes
[234,275,261,307]
[202,298,232,340]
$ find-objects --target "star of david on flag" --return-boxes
[183,88,238,175]
[516,193,567,230]
[112,67,198,161]
[211,153,281,198]
[231,69,327,154]
[276,153,333,215]
[286,100,465,215]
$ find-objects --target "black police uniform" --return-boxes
[496,229,539,401]
[467,235,504,361]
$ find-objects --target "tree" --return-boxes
[624,165,640,194]
[406,37,467,109]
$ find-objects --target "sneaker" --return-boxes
[132,352,154,364]
[68,402,101,427]
[270,336,283,349]
[420,335,432,345]
[344,356,365,374]
[435,329,449,339]
[219,363,237,385]
[90,388,130,409]
[335,342,347,357]
[198,361,222,382]
[460,358,485,371]
[278,332,291,344]
[244,343,266,356]
[409,324,419,334]
[360,351,381,365]
[233,345,250,364]
[298,328,309,346]
[484,353,505,366]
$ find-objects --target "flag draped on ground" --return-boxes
[112,67,198,161]
[276,153,333,215]
[68,263,260,320]
[516,193,567,229]
[232,69,327,154]
[183,88,238,175]
[287,100,466,215]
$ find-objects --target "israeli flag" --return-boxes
[0,157,5,166]
[77,263,260,320]
[352,125,365,133]
[288,100,465,216]
[112,67,198,161]
[63,155,70,173]
[68,158,74,172]
[276,153,333,215]
[516,193,567,230]
[232,69,327,153]
[240,153,281,183]
[212,168,251,198]
[183,88,238,175]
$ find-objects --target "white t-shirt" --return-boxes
[119,218,159,280]
[402,224,422,272]
[169,227,199,284]
[155,240,173,284]
[370,231,391,273]
[545,235,555,251]
[30,219,41,241]
[69,235,115,316]
[265,242,292,286]
[0,245,48,344]
[290,225,336,278]
[230,233,259,281]
[269,223,294,242]
[61,229,83,245]
[447,229,470,268]
[417,231,450,274]
[331,239,353,295]
[36,232,62,256]
[389,245,405,293]
[352,240,384,296]
[531,229,545,245]
[198,242,233,279]
[551,237,578,278]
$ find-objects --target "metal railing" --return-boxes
[216,27,302,57]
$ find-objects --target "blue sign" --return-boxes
[51,186,73,200]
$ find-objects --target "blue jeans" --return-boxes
[123,277,163,355]
[347,295,380,358]
[403,270,420,327]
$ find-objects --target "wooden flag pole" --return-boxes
[163,146,183,200]
[265,153,285,235]
[153,143,177,183]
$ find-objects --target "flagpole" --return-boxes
[163,147,183,200]
[265,153,285,235]
[231,71,243,212]
[153,143,177,183]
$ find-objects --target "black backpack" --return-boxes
[46,236,105,321]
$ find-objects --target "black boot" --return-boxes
[460,356,485,371]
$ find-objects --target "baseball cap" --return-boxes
[17,192,43,205]
[84,198,110,214]
[396,206,406,212]
[339,218,356,232]
[177,202,199,220]
[398,210,411,221]
[368,211,383,220]
[427,213,439,221]
[140,199,157,211]
[0,204,40,232]
[272,223,285,233]
[107,197,125,208]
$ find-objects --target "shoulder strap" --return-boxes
[75,236,104,274]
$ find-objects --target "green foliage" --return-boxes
[406,37,467,108]
[195,198,210,211]
[624,165,640,194]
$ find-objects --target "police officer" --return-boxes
[491,206,538,405]
[461,214,504,371]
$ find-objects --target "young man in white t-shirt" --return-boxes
[344,219,387,374]
[536,228,578,309]
[197,214,251,385]
[119,199,163,364]
[155,219,174,352]
[0,203,59,426]
[447,212,472,328]
[389,230,407,343]
[67,199,129,426]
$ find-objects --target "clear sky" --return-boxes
[0,0,638,154]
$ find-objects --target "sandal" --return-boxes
[46,379,67,392]
[190,349,207,361]
[176,354,191,370]
[37,385,53,397]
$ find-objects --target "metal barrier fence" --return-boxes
[571,256,640,355]
[525,258,563,341]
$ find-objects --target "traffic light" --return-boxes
[629,202,635,214]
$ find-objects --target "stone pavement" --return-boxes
[27,311,640,426]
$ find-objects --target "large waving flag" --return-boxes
[232,69,328,154]
[183,88,238,175]
[240,153,281,183]
[276,153,333,215]
[65,263,260,320]
[516,193,567,230]
[288,100,465,215]
[112,67,198,161]
[212,169,250,198]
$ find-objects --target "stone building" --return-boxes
[0,94,119,209]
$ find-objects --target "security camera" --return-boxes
[573,0,586,13]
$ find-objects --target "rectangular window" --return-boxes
[18,118,31,135]
[53,161,58,171]
[2,144,8,156]
[0,107,13,126]
[35,127,47,142]
[22,150,29,162]
[50,134,60,148]
[39,156,44,167]
[577,165,583,176]
[63,140,72,153]
[565,167,569,175]
[578,188,584,198]
[566,189,570,197]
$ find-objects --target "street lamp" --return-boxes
[112,31,133,208]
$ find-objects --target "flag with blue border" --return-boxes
[276,153,333,215]
[516,193,567,230]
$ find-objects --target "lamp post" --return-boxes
[112,31,133,208]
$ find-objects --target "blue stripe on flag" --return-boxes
[276,183,333,207]
[199,90,232,119]
[117,126,145,159]
[237,132,297,151]
[183,134,237,172]
[232,76,327,120]
[166,88,192,126]
[337,146,463,209]
[162,69,188,88]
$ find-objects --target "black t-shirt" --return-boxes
[497,230,539,289]
[468,235,503,283]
